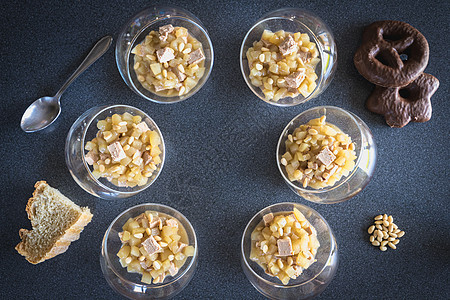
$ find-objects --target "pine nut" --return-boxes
[380,246,387,251]
[387,237,395,242]
[308,129,318,135]
[388,242,396,249]
[287,257,293,266]
[382,220,389,227]
[377,235,383,242]
[372,241,380,246]
[392,239,400,245]
[304,168,313,175]
[383,214,388,220]
[375,220,383,225]
[394,229,401,234]
[397,231,405,238]
[381,240,388,247]
[259,53,265,62]
[388,224,394,232]
[388,215,393,223]
[369,235,375,242]
[368,225,375,234]
[374,215,383,220]
[376,224,383,230]
[389,232,397,238]
[277,259,284,269]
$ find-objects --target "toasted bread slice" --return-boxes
[15,181,93,264]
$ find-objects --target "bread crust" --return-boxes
[15,181,93,264]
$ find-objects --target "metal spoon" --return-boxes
[20,35,113,133]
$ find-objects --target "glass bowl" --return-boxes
[241,202,338,300]
[240,8,337,107]
[101,203,198,299]
[276,106,376,204]
[116,5,214,104]
[65,104,165,200]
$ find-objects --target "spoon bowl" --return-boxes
[20,35,112,133]
[21,96,61,132]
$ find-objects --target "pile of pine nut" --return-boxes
[368,214,405,251]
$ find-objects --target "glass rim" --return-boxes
[240,202,335,288]
[116,6,214,104]
[276,105,365,194]
[102,203,198,289]
[239,16,325,107]
[80,104,165,195]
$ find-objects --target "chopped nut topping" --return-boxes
[316,146,336,167]
[142,236,162,255]
[156,47,175,64]
[85,150,98,165]
[107,141,127,162]
[277,238,294,256]
[188,49,205,65]
[279,35,297,56]
[263,213,274,226]
[159,24,174,41]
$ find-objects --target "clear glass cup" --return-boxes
[116,5,214,104]
[240,8,337,106]
[65,104,165,200]
[241,202,338,299]
[276,106,377,204]
[100,203,198,299]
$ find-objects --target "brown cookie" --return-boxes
[366,73,439,128]
[354,20,429,88]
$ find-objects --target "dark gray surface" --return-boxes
[1,0,449,299]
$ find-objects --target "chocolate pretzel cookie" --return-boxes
[354,20,429,88]
[366,73,439,128]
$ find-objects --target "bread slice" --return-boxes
[15,181,93,264]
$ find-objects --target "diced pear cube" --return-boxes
[150,63,162,75]
[184,245,195,257]
[117,245,131,259]
[141,272,153,284]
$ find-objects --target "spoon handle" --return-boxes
[55,35,113,98]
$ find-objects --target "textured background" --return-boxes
[1,0,449,299]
